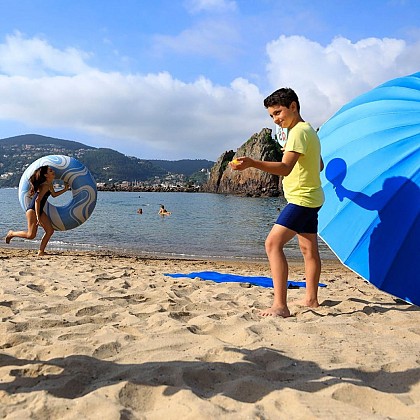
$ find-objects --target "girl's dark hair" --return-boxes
[29,166,49,196]
[263,88,300,112]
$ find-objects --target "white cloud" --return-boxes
[184,0,237,14]
[0,33,419,160]
[0,32,92,77]
[153,19,240,59]
[266,35,420,128]
[0,33,265,159]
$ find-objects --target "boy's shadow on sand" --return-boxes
[1,347,419,401]
[325,158,420,305]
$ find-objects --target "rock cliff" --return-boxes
[203,128,283,197]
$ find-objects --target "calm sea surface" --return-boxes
[0,188,335,261]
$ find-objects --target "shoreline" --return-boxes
[1,243,273,264]
[1,236,339,264]
[0,246,419,418]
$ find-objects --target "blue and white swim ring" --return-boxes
[18,155,97,231]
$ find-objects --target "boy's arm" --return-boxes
[231,151,300,177]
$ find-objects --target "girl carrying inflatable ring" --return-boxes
[5,165,70,256]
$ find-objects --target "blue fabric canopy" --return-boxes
[318,72,420,305]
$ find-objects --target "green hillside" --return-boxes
[0,134,95,150]
[150,159,214,176]
[0,134,214,187]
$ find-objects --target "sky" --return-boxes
[0,0,419,160]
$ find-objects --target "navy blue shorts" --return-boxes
[275,203,321,234]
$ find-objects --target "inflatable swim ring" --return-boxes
[18,155,97,231]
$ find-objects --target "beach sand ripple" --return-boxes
[0,248,419,419]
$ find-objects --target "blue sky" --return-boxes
[0,0,419,160]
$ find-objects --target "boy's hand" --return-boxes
[229,157,253,171]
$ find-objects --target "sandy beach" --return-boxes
[0,247,419,419]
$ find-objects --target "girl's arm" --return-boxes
[50,182,70,198]
[35,199,42,223]
[35,184,50,223]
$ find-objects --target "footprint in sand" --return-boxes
[57,332,91,341]
[18,270,33,277]
[26,283,45,293]
[66,290,83,301]
[331,384,414,418]
[93,341,122,359]
[75,305,110,317]
[169,311,191,322]
[186,325,206,335]
[118,383,161,412]
[94,275,117,283]
[100,294,148,305]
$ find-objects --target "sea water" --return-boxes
[0,188,335,261]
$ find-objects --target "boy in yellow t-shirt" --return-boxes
[230,88,324,318]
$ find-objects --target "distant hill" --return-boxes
[149,159,215,176]
[0,134,214,188]
[0,134,95,150]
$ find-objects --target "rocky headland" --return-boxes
[203,128,283,197]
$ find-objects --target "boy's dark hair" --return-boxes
[263,88,300,112]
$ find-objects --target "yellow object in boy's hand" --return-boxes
[231,159,239,165]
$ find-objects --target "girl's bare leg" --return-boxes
[38,213,54,256]
[5,230,13,244]
[261,224,296,317]
[5,210,38,243]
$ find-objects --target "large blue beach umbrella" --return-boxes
[318,72,420,305]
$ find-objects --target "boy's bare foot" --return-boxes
[290,298,319,308]
[259,306,291,318]
[5,231,13,244]
[37,251,47,257]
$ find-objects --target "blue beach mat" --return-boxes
[164,271,326,289]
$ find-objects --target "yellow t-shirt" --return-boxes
[283,122,324,208]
